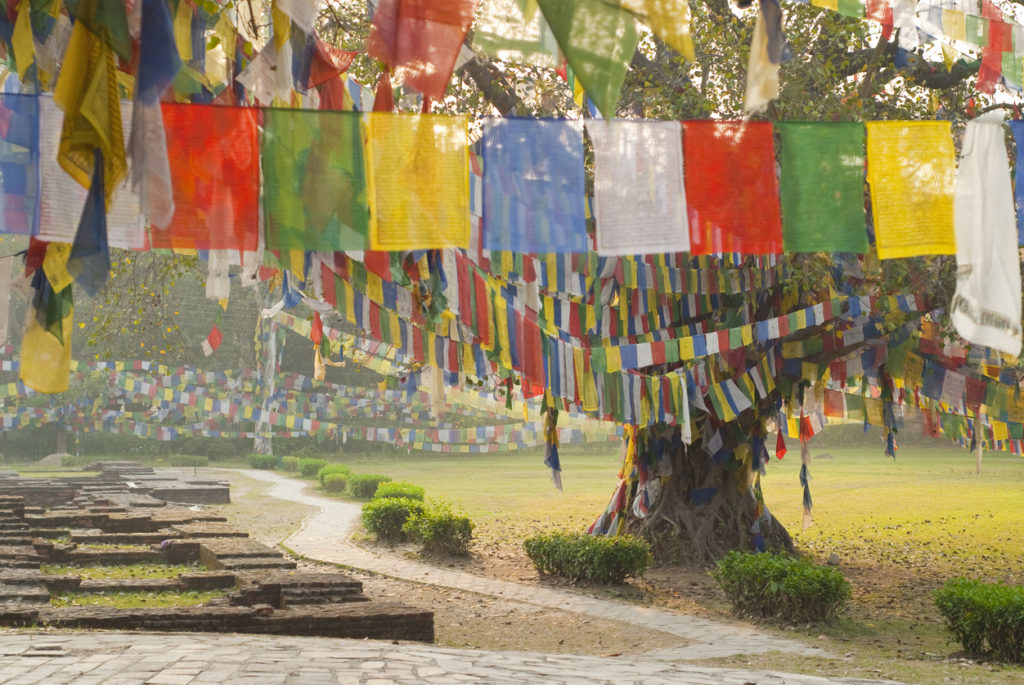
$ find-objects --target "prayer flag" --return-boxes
[777,122,867,253]
[536,0,639,119]
[587,120,689,255]
[620,0,695,62]
[365,112,470,250]
[951,113,1022,356]
[866,121,956,259]
[482,117,587,253]
[683,121,783,255]
[263,109,370,252]
[366,0,478,100]
[66,150,110,296]
[201,325,223,356]
[1007,120,1024,245]
[0,92,39,236]
[19,268,73,394]
[153,103,260,251]
[473,0,561,67]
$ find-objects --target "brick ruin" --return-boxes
[0,462,433,642]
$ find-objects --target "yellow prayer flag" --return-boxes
[741,325,753,346]
[679,337,695,360]
[42,243,74,292]
[620,0,695,62]
[810,0,838,10]
[605,346,622,373]
[366,271,384,304]
[943,9,966,41]
[12,0,34,80]
[866,122,956,259]
[19,295,73,394]
[173,0,193,63]
[366,113,470,250]
[494,293,511,368]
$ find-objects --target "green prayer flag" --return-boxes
[778,122,868,253]
[262,109,370,252]
[535,0,639,119]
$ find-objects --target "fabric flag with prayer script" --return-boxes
[866,121,956,259]
[365,112,469,250]
[66,150,110,296]
[482,117,587,253]
[951,112,1022,357]
[587,119,689,255]
[777,122,867,253]
[19,268,73,394]
[1007,121,1024,245]
[201,325,223,356]
[683,120,782,255]
[620,0,695,62]
[129,0,181,230]
[152,103,260,252]
[366,0,478,100]
[53,15,127,203]
[473,0,560,68]
[263,109,370,252]
[0,92,39,236]
[536,0,639,119]
[38,96,145,250]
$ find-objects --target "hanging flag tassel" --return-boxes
[543,404,562,491]
[201,325,223,357]
[800,434,812,530]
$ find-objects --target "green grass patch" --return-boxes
[51,590,225,608]
[16,471,100,478]
[40,563,201,579]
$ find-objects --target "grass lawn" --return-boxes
[51,590,226,608]
[39,563,203,580]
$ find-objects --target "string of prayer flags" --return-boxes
[38,96,146,250]
[866,121,957,259]
[777,122,867,253]
[0,93,39,236]
[683,121,782,255]
[365,112,470,250]
[482,117,587,253]
[152,103,260,251]
[262,109,370,252]
[587,120,689,256]
[535,0,640,119]
[366,0,478,100]
[473,0,561,68]
[951,112,1022,357]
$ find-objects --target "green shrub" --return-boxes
[403,500,474,556]
[169,454,208,468]
[935,578,1024,662]
[713,551,850,624]
[322,473,348,493]
[524,532,651,584]
[317,463,351,487]
[372,481,425,502]
[362,497,425,541]
[297,458,329,478]
[281,456,299,472]
[247,453,277,470]
[348,474,392,499]
[61,454,94,468]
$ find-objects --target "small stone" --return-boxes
[827,553,840,566]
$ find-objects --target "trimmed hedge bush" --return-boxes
[281,456,299,472]
[935,578,1024,662]
[322,473,348,494]
[713,551,850,624]
[169,455,208,468]
[248,453,277,470]
[373,481,425,502]
[524,532,651,584]
[348,474,392,499]
[403,501,474,556]
[362,497,425,541]
[317,463,351,487]
[298,458,329,478]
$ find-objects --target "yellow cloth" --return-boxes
[943,9,966,42]
[620,0,695,62]
[866,121,956,259]
[19,290,74,394]
[42,243,73,292]
[366,113,470,250]
[12,0,34,80]
[54,19,127,202]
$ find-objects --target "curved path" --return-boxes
[239,469,828,662]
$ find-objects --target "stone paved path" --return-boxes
[237,469,831,662]
[0,633,903,685]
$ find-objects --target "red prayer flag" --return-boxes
[683,121,783,255]
[366,0,477,100]
[154,104,259,251]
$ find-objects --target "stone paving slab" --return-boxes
[238,469,828,662]
[0,632,903,685]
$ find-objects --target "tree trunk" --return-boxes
[56,430,67,455]
[613,423,793,566]
[252,280,278,456]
